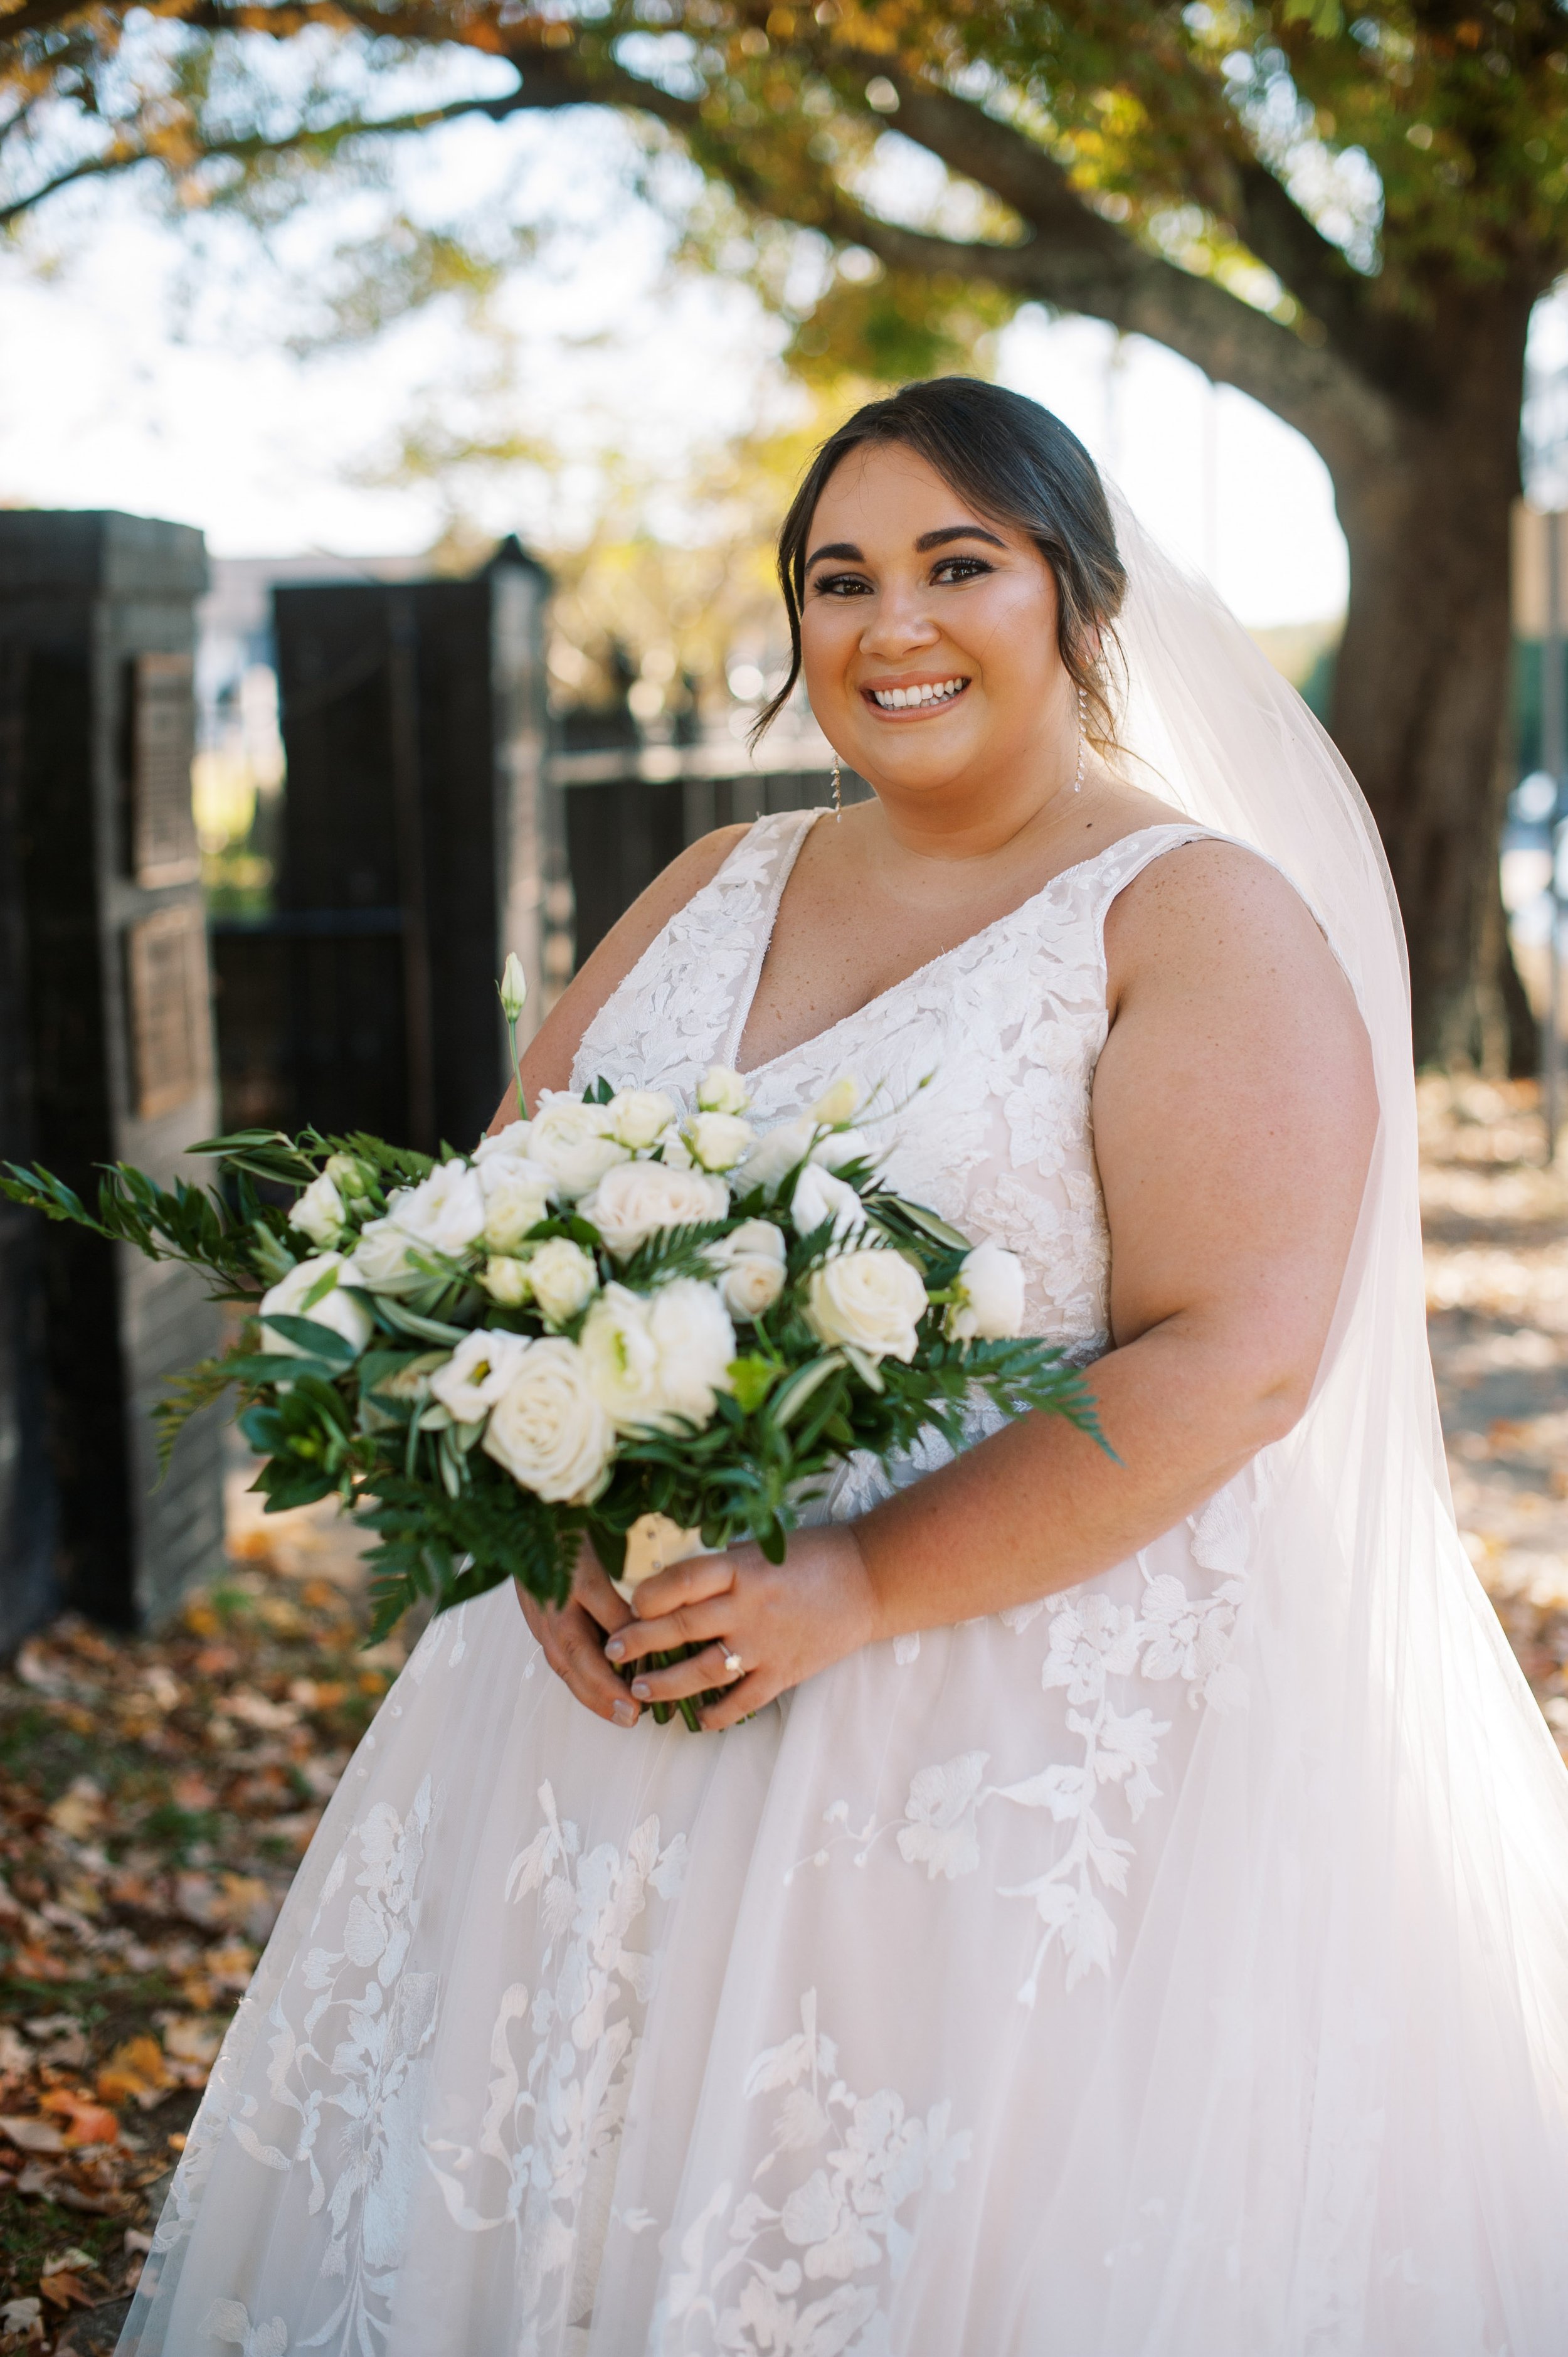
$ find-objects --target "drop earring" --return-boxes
[831,753,844,822]
[1073,684,1086,794]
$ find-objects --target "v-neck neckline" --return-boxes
[725,812,1193,1083]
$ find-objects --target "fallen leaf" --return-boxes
[38,2270,92,2309]
[160,2018,222,2068]
[0,2294,42,2333]
[0,2115,65,2154]
[40,2092,120,2147]
[46,1780,103,1841]
[0,2024,33,2073]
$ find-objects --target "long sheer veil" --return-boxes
[1024,499,1568,2348]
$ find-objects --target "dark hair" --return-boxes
[754,376,1126,752]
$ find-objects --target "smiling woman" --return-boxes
[117,381,1568,2357]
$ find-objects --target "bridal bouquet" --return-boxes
[3,981,1099,1724]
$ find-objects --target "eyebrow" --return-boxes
[804,523,1007,572]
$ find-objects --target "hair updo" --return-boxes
[755,376,1126,753]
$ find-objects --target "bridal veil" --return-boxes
[1022,499,1568,2348]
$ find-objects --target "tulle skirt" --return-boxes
[117,1460,1568,2356]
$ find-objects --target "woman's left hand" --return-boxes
[604,1524,881,1730]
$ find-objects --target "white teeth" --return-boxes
[871,678,965,710]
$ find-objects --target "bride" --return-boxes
[121,379,1568,2355]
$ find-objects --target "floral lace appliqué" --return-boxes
[423,1781,689,2348]
[789,1484,1251,2001]
[657,1989,972,2354]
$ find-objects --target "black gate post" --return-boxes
[0,511,223,1634]
[264,543,558,1149]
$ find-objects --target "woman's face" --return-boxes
[798,440,1074,816]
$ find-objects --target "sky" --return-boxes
[5,103,1552,633]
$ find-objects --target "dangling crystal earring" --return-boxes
[1073,684,1086,794]
[830,753,843,822]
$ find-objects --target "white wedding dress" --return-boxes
[121,526,1568,2356]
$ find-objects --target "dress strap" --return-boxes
[1078,821,1226,967]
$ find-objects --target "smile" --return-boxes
[864,676,970,713]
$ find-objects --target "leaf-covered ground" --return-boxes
[0,1075,1565,2351]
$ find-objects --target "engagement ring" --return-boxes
[722,1651,744,1679]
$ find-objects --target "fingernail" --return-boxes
[605,1639,625,1662]
[630,1679,650,1700]
[612,1698,637,1726]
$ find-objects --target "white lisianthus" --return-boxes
[697,1064,751,1116]
[645,1279,738,1428]
[393,1161,488,1256]
[258,1252,373,1359]
[580,1284,663,1429]
[580,1278,735,1432]
[479,1159,555,1252]
[605,1088,677,1151]
[289,1172,347,1250]
[482,1339,615,1504]
[527,1238,600,1324]
[347,1217,427,1296]
[657,1124,694,1170]
[812,1125,875,1175]
[805,1247,928,1363]
[428,1328,527,1423]
[738,1114,817,1199]
[683,1111,756,1174]
[480,1255,532,1307]
[526,1093,630,1200]
[790,1163,868,1244]
[324,1151,372,1200]
[946,1239,1026,1341]
[499,951,528,1021]
[475,1120,531,1166]
[349,1159,487,1294]
[706,1218,787,1321]
[580,1160,729,1258]
[811,1075,862,1127]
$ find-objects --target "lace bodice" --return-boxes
[573,809,1214,1363]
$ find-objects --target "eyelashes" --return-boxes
[809,557,996,599]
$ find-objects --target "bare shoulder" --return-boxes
[514,823,750,1105]
[1103,836,1343,1020]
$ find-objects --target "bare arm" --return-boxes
[485,822,750,1132]
[613,842,1378,1728]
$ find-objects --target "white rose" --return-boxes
[804,1247,928,1363]
[707,1218,787,1321]
[479,1159,555,1252]
[606,1088,677,1150]
[474,1120,531,1166]
[390,1161,487,1257]
[527,1237,600,1324]
[683,1111,756,1174]
[790,1163,868,1244]
[946,1238,1026,1341]
[481,1255,532,1307]
[645,1279,737,1429]
[580,1284,664,1429]
[482,1339,615,1503]
[258,1252,373,1359]
[580,1159,729,1258]
[527,1093,630,1200]
[428,1327,528,1423]
[811,1075,862,1126]
[289,1171,346,1250]
[697,1064,751,1116]
[657,1124,694,1169]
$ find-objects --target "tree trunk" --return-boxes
[1328,288,1537,1069]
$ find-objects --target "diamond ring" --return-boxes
[721,1651,744,1679]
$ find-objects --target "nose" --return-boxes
[857,580,940,661]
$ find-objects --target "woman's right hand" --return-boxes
[514,1542,643,1728]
